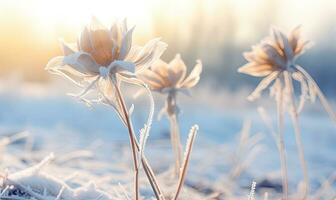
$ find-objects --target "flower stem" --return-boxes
[167,91,183,177]
[115,82,165,200]
[115,84,140,200]
[276,78,289,200]
[284,71,309,199]
[173,125,198,200]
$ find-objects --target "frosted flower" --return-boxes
[238,26,336,122]
[46,17,167,116]
[138,54,202,94]
[238,26,312,103]
[138,54,202,176]
[238,26,309,77]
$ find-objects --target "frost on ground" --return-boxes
[0,81,335,199]
[0,130,254,200]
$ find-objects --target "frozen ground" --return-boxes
[0,79,335,199]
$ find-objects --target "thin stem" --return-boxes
[173,125,198,200]
[284,71,309,199]
[131,123,165,199]
[115,84,140,200]
[276,78,289,200]
[167,91,183,177]
[114,80,165,199]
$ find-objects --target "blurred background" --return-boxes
[1,0,336,94]
[0,0,336,196]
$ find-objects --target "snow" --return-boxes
[0,80,335,199]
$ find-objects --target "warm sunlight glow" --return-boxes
[2,0,153,37]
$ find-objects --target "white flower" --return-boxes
[238,26,336,122]
[238,26,309,77]
[138,54,202,94]
[46,17,167,116]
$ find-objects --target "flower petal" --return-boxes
[118,26,135,60]
[89,31,113,66]
[126,38,168,72]
[247,71,279,101]
[79,27,93,52]
[261,44,286,68]
[137,69,166,90]
[167,54,187,86]
[271,27,294,60]
[63,52,100,74]
[238,62,275,77]
[125,45,142,61]
[60,40,76,56]
[289,25,301,53]
[180,60,202,88]
[109,60,136,74]
[110,21,123,48]
[151,59,169,76]
[46,56,91,87]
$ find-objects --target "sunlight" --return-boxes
[1,0,153,37]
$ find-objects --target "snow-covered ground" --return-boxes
[0,80,335,199]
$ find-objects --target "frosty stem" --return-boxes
[115,84,140,200]
[284,71,309,199]
[115,83,165,200]
[167,91,183,177]
[173,125,198,200]
[276,78,289,200]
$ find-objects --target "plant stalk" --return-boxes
[167,91,183,177]
[115,84,140,200]
[173,125,198,200]
[115,82,165,200]
[276,78,289,200]
[284,71,309,199]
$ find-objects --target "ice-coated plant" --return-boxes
[238,26,336,200]
[46,17,167,200]
[138,54,202,176]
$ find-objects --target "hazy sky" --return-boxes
[0,0,336,81]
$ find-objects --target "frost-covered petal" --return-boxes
[180,60,202,88]
[151,59,169,76]
[63,52,100,74]
[138,69,166,90]
[109,60,136,74]
[261,44,286,68]
[46,56,91,87]
[97,76,127,123]
[167,54,187,86]
[127,38,168,72]
[118,26,135,60]
[247,71,279,101]
[125,45,142,61]
[238,62,275,77]
[289,26,301,53]
[60,40,76,56]
[97,76,118,108]
[79,27,93,52]
[248,46,271,64]
[89,21,113,66]
[110,21,123,48]
[277,30,294,60]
